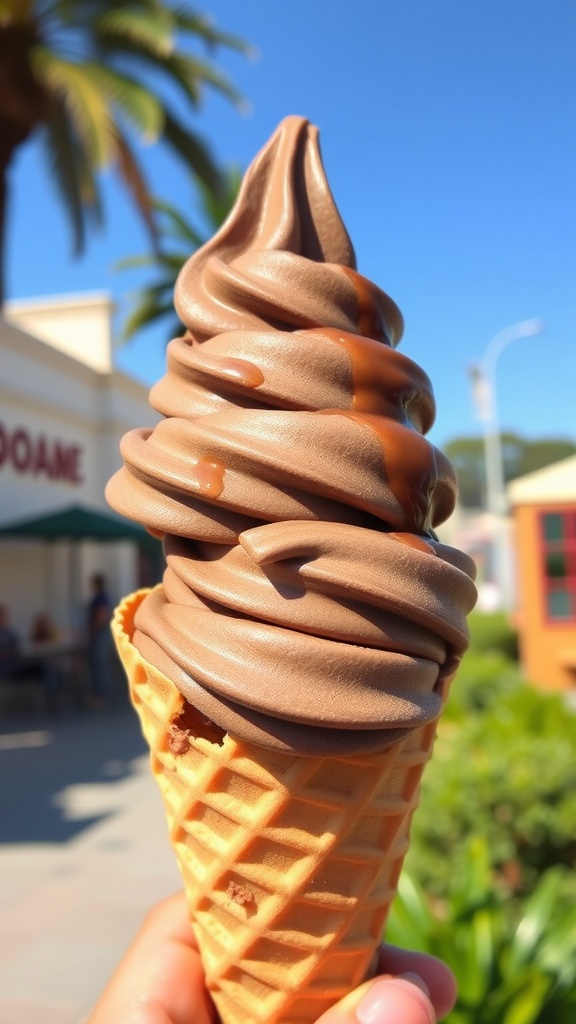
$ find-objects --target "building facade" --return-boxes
[0,293,160,640]
[509,455,576,692]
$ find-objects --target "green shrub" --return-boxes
[408,666,576,897]
[444,651,522,722]
[397,648,576,1019]
[467,612,519,661]
[387,840,576,1024]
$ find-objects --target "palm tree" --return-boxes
[0,0,250,304]
[117,164,241,342]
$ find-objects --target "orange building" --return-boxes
[509,455,576,692]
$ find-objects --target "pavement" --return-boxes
[0,686,181,1024]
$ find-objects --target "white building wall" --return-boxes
[6,292,114,373]
[0,299,161,638]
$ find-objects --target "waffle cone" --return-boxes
[113,591,442,1024]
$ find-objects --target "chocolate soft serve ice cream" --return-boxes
[107,116,476,1024]
[106,116,476,757]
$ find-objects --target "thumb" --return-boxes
[315,973,436,1024]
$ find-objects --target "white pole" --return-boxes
[471,318,544,609]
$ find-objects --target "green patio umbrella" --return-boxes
[0,504,159,553]
[0,504,162,629]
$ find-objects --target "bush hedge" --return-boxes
[467,611,520,662]
[407,658,576,897]
[387,841,576,1024]
[389,635,576,1023]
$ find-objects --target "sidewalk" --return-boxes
[0,705,181,1024]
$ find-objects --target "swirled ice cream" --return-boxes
[106,116,476,755]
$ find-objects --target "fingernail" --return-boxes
[399,971,431,997]
[356,978,436,1024]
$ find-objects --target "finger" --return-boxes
[377,945,457,1019]
[87,892,215,1024]
[314,973,437,1024]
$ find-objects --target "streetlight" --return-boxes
[469,318,544,609]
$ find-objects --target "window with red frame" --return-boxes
[541,510,576,621]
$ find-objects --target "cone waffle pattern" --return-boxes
[114,593,441,1024]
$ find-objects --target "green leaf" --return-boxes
[385,870,435,952]
[93,32,247,112]
[482,966,546,1021]
[445,1013,473,1024]
[42,93,104,253]
[31,48,113,167]
[472,907,496,992]
[89,66,164,141]
[77,155,104,227]
[198,164,242,227]
[121,289,179,342]
[385,905,426,952]
[95,6,175,59]
[43,99,85,255]
[114,254,158,271]
[502,971,552,1024]
[166,51,244,108]
[452,917,493,1006]
[508,869,565,972]
[151,198,205,247]
[171,5,254,57]
[161,111,220,190]
[538,907,576,985]
[113,128,157,247]
[450,837,493,917]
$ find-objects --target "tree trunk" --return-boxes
[0,124,40,308]
[0,157,7,308]
[0,130,27,309]
[0,23,50,307]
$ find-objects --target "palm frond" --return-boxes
[42,93,104,254]
[146,251,188,273]
[114,253,158,271]
[115,161,240,346]
[154,51,202,107]
[113,127,158,248]
[87,40,239,112]
[170,6,253,57]
[151,197,205,246]
[121,287,177,341]
[88,65,164,141]
[197,164,241,230]
[0,0,35,25]
[94,5,175,59]
[163,51,244,108]
[43,98,85,254]
[0,0,250,307]
[30,47,114,166]
[116,250,187,277]
[162,110,220,191]
[76,148,104,227]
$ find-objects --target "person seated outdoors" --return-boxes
[0,603,60,710]
[30,612,59,645]
[0,603,20,677]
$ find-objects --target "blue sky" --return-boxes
[6,0,576,449]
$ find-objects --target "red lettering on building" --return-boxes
[0,423,7,467]
[0,422,84,486]
[68,446,83,485]
[52,442,68,481]
[11,430,32,472]
[33,435,53,478]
